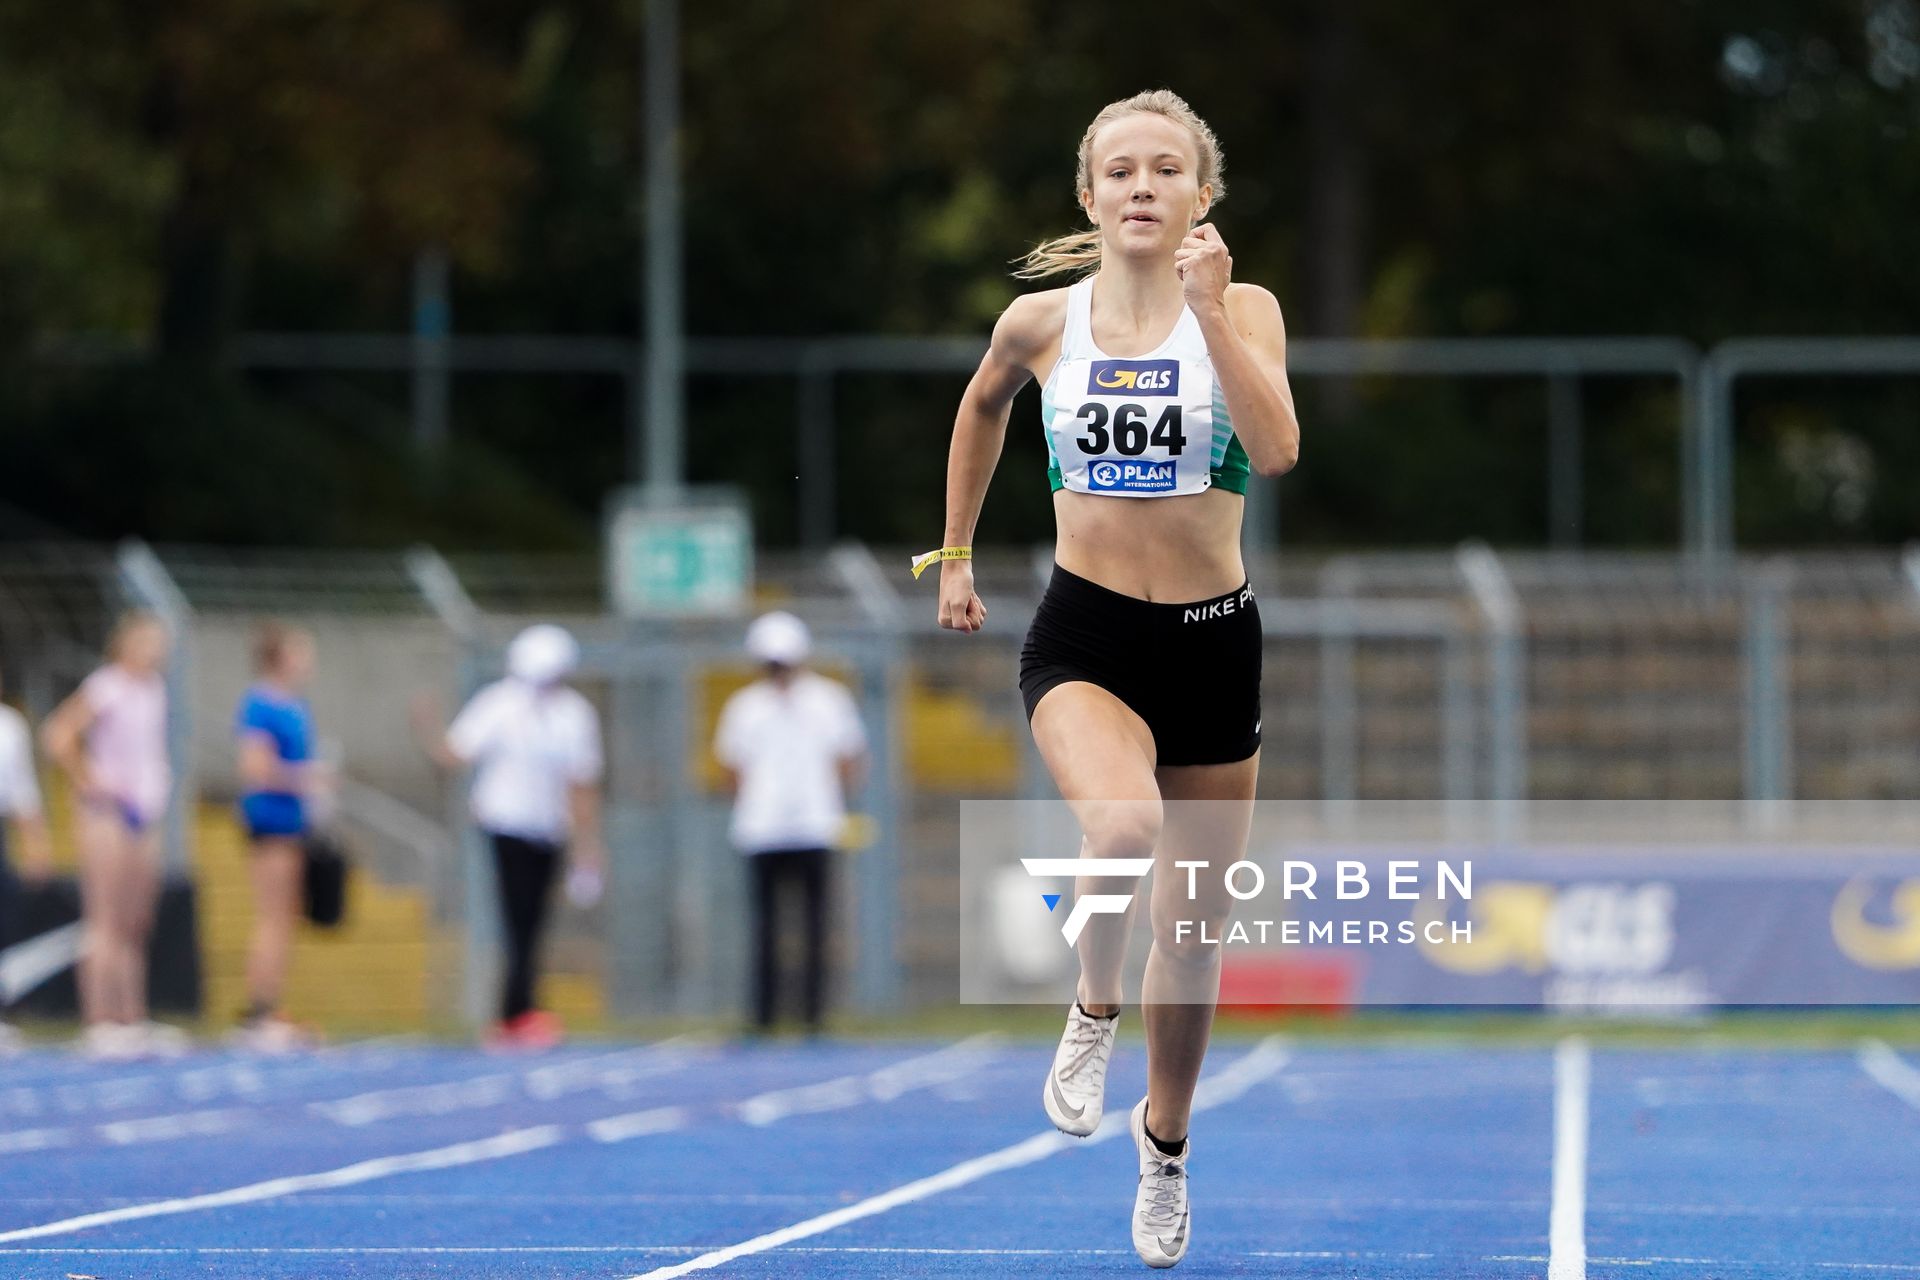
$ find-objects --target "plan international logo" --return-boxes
[1086,459,1177,492]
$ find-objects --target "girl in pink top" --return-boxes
[42,612,183,1058]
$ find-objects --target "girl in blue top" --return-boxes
[234,622,323,1051]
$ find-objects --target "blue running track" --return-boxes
[0,1032,1916,1277]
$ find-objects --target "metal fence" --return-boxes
[37,327,1920,557]
[6,541,1920,1021]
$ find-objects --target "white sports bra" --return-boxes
[1039,276,1249,497]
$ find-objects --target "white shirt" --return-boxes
[0,704,43,819]
[447,678,603,842]
[714,671,866,855]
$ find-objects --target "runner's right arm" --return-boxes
[938,295,1054,633]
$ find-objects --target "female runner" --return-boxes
[930,90,1298,1267]
[42,612,185,1058]
[234,622,325,1051]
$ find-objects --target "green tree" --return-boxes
[0,0,528,355]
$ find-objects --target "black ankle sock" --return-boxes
[1075,1001,1118,1021]
[1143,1109,1187,1158]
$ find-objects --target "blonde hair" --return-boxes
[1015,89,1227,280]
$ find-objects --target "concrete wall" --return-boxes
[187,615,459,815]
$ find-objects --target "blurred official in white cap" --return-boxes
[507,624,579,685]
[714,611,867,1032]
[413,623,604,1051]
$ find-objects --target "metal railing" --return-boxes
[1742,559,1794,829]
[32,329,1709,550]
[1312,555,1472,831]
[34,328,1920,559]
[117,541,195,874]
[1694,338,1920,562]
[1456,541,1527,839]
[11,540,1920,1015]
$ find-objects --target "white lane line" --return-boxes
[0,1126,565,1244]
[524,1041,708,1101]
[733,1035,1000,1126]
[105,1189,1894,1218]
[1592,1261,1920,1275]
[2,1111,244,1153]
[0,1246,1122,1257]
[315,1074,516,1125]
[314,1040,705,1126]
[1244,1258,1443,1266]
[0,1038,1014,1243]
[97,1109,246,1146]
[4,1044,570,1152]
[0,1126,71,1155]
[587,1036,1002,1143]
[1549,1036,1590,1280]
[1859,1039,1920,1110]
[1,1035,422,1119]
[9,1246,1915,1272]
[587,1106,690,1143]
[622,1036,1291,1280]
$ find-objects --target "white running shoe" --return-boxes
[1130,1097,1191,1269]
[134,1021,192,1059]
[232,1016,316,1057]
[1041,1002,1117,1137]
[78,1022,143,1061]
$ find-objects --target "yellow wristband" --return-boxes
[909,546,971,580]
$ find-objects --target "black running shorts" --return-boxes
[1018,563,1263,767]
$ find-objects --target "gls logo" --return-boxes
[1021,858,1154,945]
[1091,359,1179,395]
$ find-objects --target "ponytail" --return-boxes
[1012,90,1227,284]
[1014,229,1103,280]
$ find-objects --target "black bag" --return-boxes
[302,833,351,928]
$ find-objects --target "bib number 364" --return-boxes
[1075,403,1186,457]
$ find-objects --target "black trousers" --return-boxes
[0,824,12,952]
[749,847,830,1030]
[489,833,561,1023]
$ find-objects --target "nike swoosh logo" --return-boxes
[1157,1218,1188,1256]
[1049,1071,1085,1119]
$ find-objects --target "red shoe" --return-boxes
[514,1009,564,1049]
[484,1010,564,1053]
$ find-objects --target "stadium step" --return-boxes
[190,802,611,1035]
[192,804,447,1034]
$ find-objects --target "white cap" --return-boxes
[507,624,580,685]
[745,611,810,667]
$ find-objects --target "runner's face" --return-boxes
[279,636,316,687]
[124,622,170,674]
[1082,114,1209,260]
